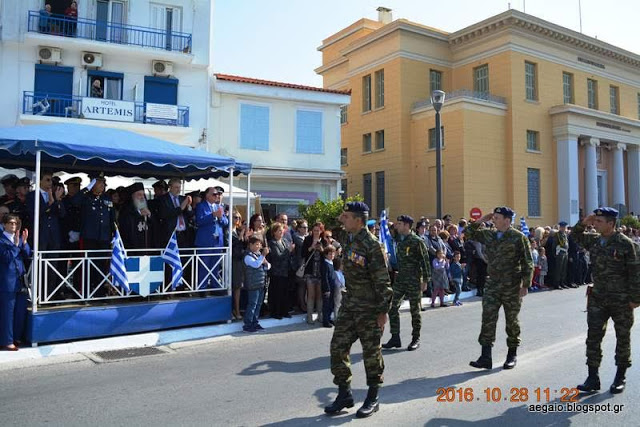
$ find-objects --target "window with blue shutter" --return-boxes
[527,168,541,217]
[296,109,323,154]
[240,103,270,151]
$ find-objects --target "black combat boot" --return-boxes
[356,386,380,418]
[610,366,627,394]
[503,347,517,369]
[407,337,420,351]
[324,384,354,414]
[577,366,601,392]
[382,334,402,349]
[470,345,492,369]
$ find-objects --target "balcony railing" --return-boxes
[413,90,507,110]
[23,92,190,127]
[28,11,192,53]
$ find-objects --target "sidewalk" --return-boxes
[0,289,478,368]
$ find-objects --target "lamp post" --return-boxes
[431,89,446,219]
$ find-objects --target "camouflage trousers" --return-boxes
[586,294,634,368]
[554,251,568,286]
[478,286,522,348]
[330,309,384,387]
[389,280,422,338]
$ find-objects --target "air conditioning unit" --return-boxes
[152,60,173,77]
[82,52,103,68]
[38,46,61,64]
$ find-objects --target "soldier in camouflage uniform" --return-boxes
[572,207,640,394]
[382,214,431,351]
[325,202,392,419]
[465,206,534,370]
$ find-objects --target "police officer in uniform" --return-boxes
[382,214,431,351]
[325,202,392,418]
[573,207,640,394]
[118,182,152,250]
[61,177,82,250]
[465,206,534,370]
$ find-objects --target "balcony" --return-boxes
[27,11,192,53]
[23,92,190,127]
[413,90,507,110]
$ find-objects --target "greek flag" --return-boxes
[110,229,129,292]
[162,229,183,290]
[379,210,397,268]
[520,217,530,237]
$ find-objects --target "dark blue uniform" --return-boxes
[71,188,115,248]
[26,190,65,250]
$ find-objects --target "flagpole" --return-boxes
[227,168,234,297]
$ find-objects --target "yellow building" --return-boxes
[316,8,640,226]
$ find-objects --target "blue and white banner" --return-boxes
[379,210,397,269]
[520,216,530,237]
[162,229,184,290]
[110,229,129,292]
[126,256,164,297]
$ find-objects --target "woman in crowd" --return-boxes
[64,1,78,37]
[292,220,308,312]
[301,221,325,324]
[248,213,267,245]
[267,222,294,319]
[0,214,30,351]
[231,211,247,320]
[431,249,449,307]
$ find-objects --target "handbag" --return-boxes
[296,250,315,278]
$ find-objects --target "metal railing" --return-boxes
[23,92,190,127]
[33,247,228,306]
[28,11,192,53]
[413,90,507,110]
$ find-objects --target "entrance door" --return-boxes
[150,4,182,50]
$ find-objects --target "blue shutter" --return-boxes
[296,110,323,154]
[527,168,541,217]
[34,64,73,96]
[240,104,269,151]
[144,76,178,105]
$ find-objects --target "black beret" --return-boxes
[152,180,167,189]
[594,207,618,218]
[344,201,369,214]
[88,171,106,181]
[493,206,515,219]
[64,176,82,185]
[213,186,225,194]
[187,190,202,198]
[127,182,145,194]
[16,177,31,188]
[396,214,414,224]
[1,174,18,185]
[558,221,568,227]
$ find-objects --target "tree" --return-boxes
[620,214,640,230]
[299,195,363,230]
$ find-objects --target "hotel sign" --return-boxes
[82,97,135,122]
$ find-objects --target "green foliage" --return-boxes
[299,195,363,230]
[620,214,640,230]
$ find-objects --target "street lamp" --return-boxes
[431,89,446,219]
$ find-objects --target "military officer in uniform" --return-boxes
[466,206,534,370]
[325,202,392,418]
[553,221,570,289]
[61,177,82,250]
[382,214,431,351]
[118,182,152,250]
[573,207,640,394]
[7,178,30,227]
[0,174,19,206]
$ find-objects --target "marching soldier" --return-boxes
[465,206,534,370]
[382,214,431,351]
[325,202,392,419]
[573,207,640,394]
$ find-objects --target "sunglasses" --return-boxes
[6,221,18,225]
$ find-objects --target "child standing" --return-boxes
[320,246,338,328]
[333,257,345,320]
[431,249,449,307]
[243,236,271,333]
[530,240,540,291]
[538,246,548,289]
[449,251,464,306]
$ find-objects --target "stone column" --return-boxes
[611,143,626,208]
[556,133,580,224]
[627,144,640,214]
[582,137,599,213]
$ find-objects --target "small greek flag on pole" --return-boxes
[379,210,397,269]
[520,217,530,237]
[162,229,184,290]
[110,229,130,292]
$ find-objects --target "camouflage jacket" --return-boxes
[572,222,640,303]
[340,227,393,313]
[465,223,534,289]
[394,232,431,284]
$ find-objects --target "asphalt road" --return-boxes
[0,287,638,426]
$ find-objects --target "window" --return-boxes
[33,64,73,116]
[376,171,385,215]
[525,61,537,101]
[240,103,269,151]
[430,69,442,93]
[340,148,348,166]
[428,127,445,150]
[562,72,574,104]
[526,130,540,151]
[150,3,184,50]
[362,74,372,112]
[527,168,541,217]
[363,173,372,210]
[88,70,124,100]
[587,79,598,109]
[98,0,127,43]
[473,64,489,94]
[340,179,348,200]
[340,105,348,124]
[362,133,372,153]
[375,130,385,150]
[144,76,178,105]
[610,86,619,115]
[296,109,323,154]
[374,69,384,108]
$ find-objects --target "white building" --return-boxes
[211,74,350,219]
[0,0,214,146]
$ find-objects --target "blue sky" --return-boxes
[213,0,639,87]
